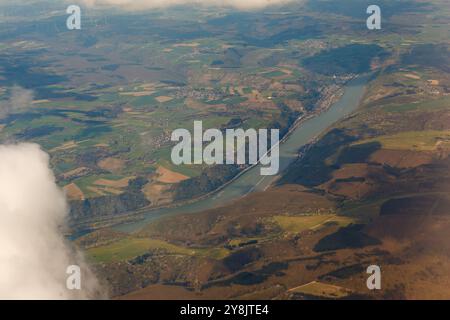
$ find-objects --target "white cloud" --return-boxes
[80,0,294,10]
[0,86,33,117]
[0,143,104,299]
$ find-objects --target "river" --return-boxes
[113,74,371,233]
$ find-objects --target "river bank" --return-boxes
[70,74,371,236]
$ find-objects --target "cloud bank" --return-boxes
[80,0,294,10]
[0,143,103,299]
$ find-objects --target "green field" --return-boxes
[353,130,450,151]
[383,97,450,113]
[273,214,354,234]
[87,237,229,263]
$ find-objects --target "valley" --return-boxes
[0,0,449,300]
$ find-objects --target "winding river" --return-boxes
[114,74,371,233]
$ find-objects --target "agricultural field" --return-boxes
[287,281,354,299]
[1,0,366,223]
[1,0,450,300]
[76,0,450,299]
[86,237,229,263]
[272,214,354,234]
